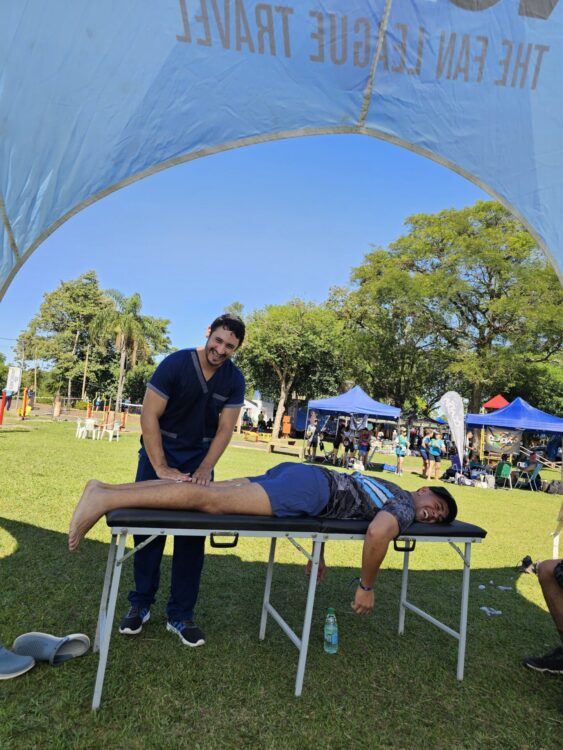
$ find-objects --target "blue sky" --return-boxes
[0,133,486,362]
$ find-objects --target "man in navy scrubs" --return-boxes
[119,313,246,647]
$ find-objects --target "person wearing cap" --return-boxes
[69,463,457,616]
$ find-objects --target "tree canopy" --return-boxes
[90,289,170,410]
[17,272,171,402]
[334,201,563,414]
[235,300,347,437]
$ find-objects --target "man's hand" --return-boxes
[192,466,213,486]
[351,586,374,615]
[155,465,191,481]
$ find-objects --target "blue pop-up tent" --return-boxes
[466,397,563,433]
[308,385,400,420]
[1,2,563,298]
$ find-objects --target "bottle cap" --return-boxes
[327,607,335,615]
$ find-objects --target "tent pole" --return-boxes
[303,406,310,462]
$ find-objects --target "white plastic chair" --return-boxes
[100,422,120,442]
[82,418,100,440]
[75,419,85,439]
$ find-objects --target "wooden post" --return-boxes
[21,387,29,421]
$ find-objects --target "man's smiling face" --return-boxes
[204,326,240,369]
[413,487,450,523]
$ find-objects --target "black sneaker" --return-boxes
[166,620,205,647]
[119,606,150,635]
[522,645,563,674]
[516,555,537,575]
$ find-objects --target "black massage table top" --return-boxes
[106,509,487,538]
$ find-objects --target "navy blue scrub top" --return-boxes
[140,348,245,468]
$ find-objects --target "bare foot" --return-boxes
[68,480,105,552]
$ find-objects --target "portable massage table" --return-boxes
[92,510,486,710]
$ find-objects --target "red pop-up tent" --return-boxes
[483,395,509,411]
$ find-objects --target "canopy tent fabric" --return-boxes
[466,398,563,433]
[1,1,563,299]
[308,385,400,420]
[482,395,510,410]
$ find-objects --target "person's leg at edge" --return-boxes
[69,477,271,551]
[538,560,563,642]
[522,559,563,673]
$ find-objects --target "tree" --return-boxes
[17,271,109,399]
[90,290,171,411]
[224,301,245,319]
[328,285,460,412]
[502,361,563,416]
[0,353,8,387]
[235,301,347,438]
[344,201,563,412]
[17,272,172,403]
[124,362,158,404]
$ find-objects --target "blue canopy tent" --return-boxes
[1,2,563,297]
[309,385,400,420]
[467,397,563,474]
[305,385,400,458]
[466,397,563,434]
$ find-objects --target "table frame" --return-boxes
[92,523,483,710]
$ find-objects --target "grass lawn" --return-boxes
[1,421,561,749]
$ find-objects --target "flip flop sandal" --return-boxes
[12,632,90,666]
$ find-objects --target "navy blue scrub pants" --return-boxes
[127,453,205,622]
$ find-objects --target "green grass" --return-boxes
[1,421,561,749]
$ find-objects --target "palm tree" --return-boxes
[90,291,168,412]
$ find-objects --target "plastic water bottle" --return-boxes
[324,608,338,654]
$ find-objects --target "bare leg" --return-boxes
[538,559,563,638]
[94,476,252,492]
[69,477,269,552]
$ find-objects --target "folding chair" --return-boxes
[495,462,512,489]
[320,440,333,464]
[514,465,541,491]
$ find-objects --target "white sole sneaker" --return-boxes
[119,610,150,635]
[166,622,205,647]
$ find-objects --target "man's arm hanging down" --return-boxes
[352,511,399,615]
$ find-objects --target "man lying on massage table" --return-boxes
[69,462,457,615]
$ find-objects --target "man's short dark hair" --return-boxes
[429,486,458,523]
[210,314,246,345]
